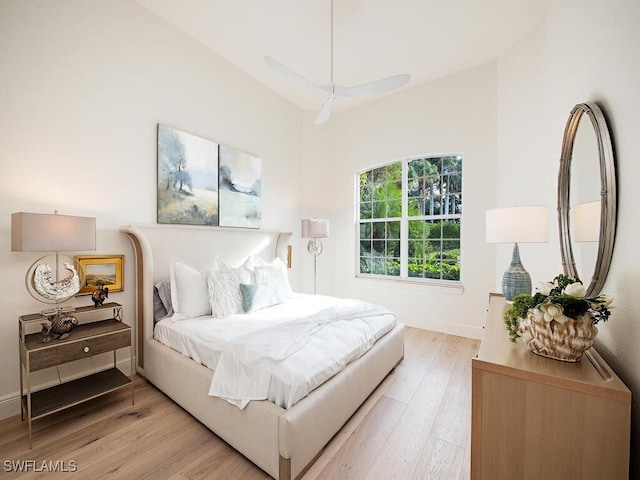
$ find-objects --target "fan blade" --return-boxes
[315,100,333,125]
[264,56,328,96]
[337,74,411,97]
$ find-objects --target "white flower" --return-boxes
[599,294,614,307]
[564,281,586,298]
[540,302,565,323]
[536,282,555,296]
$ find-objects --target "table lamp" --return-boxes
[486,206,548,300]
[12,211,96,338]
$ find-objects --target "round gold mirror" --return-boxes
[557,102,616,297]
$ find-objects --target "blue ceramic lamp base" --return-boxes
[502,243,532,301]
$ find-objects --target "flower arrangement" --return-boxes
[504,274,613,342]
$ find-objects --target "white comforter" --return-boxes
[154,294,396,409]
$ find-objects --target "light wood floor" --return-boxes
[0,327,479,479]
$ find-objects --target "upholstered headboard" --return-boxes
[121,224,292,374]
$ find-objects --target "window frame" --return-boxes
[356,154,463,285]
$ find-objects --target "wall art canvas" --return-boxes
[219,144,262,228]
[157,124,219,226]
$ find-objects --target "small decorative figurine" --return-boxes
[41,313,79,342]
[91,286,109,307]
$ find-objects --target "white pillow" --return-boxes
[170,258,215,320]
[206,269,244,318]
[242,254,268,271]
[254,257,292,295]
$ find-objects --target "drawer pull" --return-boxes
[83,346,90,353]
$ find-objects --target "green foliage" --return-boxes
[503,294,538,342]
[503,274,614,342]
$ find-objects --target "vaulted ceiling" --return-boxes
[136,0,548,112]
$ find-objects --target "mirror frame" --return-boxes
[558,102,616,297]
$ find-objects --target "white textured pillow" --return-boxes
[170,258,214,320]
[206,269,244,318]
[254,258,292,295]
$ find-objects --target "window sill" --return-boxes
[354,275,464,295]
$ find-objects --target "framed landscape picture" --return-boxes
[75,255,124,295]
[157,124,219,226]
[218,144,262,228]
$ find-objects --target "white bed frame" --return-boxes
[121,224,405,480]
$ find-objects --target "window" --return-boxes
[358,155,462,282]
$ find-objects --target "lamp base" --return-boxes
[502,243,532,301]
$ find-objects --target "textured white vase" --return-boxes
[518,308,598,362]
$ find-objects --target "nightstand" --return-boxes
[19,302,134,448]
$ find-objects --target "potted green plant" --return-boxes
[503,274,613,361]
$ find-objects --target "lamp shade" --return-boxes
[573,200,600,242]
[485,206,548,244]
[11,212,96,252]
[301,218,329,239]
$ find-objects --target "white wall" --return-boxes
[0,0,303,418]
[302,63,498,338]
[3,0,638,471]
[497,0,640,473]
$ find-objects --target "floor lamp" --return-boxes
[486,206,548,300]
[301,218,329,294]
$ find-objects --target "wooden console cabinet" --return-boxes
[19,302,134,447]
[471,293,631,480]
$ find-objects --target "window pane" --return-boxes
[387,163,402,182]
[372,201,386,219]
[408,240,423,258]
[386,181,402,199]
[408,220,423,239]
[360,241,371,255]
[360,222,372,239]
[371,258,385,275]
[360,257,371,274]
[360,202,372,219]
[425,222,441,239]
[386,258,400,276]
[373,222,385,239]
[424,261,442,279]
[442,261,460,281]
[387,221,400,239]
[387,199,402,217]
[386,240,400,257]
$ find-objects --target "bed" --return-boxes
[121,224,405,480]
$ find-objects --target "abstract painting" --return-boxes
[157,124,219,226]
[218,144,262,228]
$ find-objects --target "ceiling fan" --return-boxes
[264,0,411,125]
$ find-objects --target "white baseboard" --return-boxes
[404,318,484,340]
[0,359,132,421]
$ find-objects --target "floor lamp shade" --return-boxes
[486,206,548,300]
[12,212,96,252]
[301,218,329,239]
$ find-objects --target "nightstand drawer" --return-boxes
[28,330,131,371]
